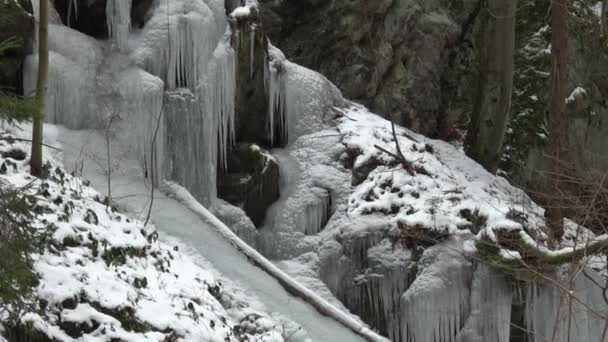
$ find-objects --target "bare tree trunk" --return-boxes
[546,0,569,245]
[465,0,518,174]
[602,0,608,37]
[30,0,48,177]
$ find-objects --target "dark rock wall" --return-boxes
[259,0,480,138]
[0,0,34,95]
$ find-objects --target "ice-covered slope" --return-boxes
[257,99,608,341]
[0,126,288,342]
[53,126,379,342]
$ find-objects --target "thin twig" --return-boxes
[0,137,61,151]
[144,100,164,227]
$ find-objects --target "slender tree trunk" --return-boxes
[602,0,608,37]
[465,0,518,174]
[546,0,569,244]
[30,0,49,176]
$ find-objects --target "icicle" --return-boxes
[24,51,97,129]
[106,0,132,51]
[266,43,287,145]
[132,0,219,90]
[297,187,331,235]
[208,40,237,169]
[163,89,217,207]
[250,23,256,77]
[67,0,78,27]
[115,68,165,185]
[401,243,472,342]
[525,269,607,342]
[456,264,512,342]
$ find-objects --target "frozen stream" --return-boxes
[55,127,370,342]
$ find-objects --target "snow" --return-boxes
[231,6,251,19]
[16,0,608,340]
[592,2,603,17]
[0,127,286,342]
[566,86,587,104]
[53,125,382,342]
[25,0,238,209]
[229,0,259,19]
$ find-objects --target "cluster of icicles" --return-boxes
[24,1,607,342]
[23,0,291,207]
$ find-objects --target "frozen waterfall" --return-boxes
[24,0,236,207]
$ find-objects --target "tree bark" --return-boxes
[546,0,569,244]
[30,0,48,177]
[465,0,518,174]
[602,0,608,37]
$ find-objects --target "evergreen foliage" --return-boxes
[0,182,43,325]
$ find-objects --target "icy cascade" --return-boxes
[340,237,413,342]
[24,24,101,129]
[106,0,132,51]
[25,0,237,206]
[132,0,219,90]
[401,242,473,342]
[115,68,165,185]
[525,270,607,342]
[132,0,236,201]
[164,90,217,207]
[208,41,237,168]
[264,44,344,145]
[297,187,332,236]
[266,44,287,144]
[456,264,512,342]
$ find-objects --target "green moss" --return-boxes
[476,229,608,279]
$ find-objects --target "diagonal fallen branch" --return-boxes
[374,121,429,176]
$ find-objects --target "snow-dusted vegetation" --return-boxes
[0,129,292,341]
[2,0,608,341]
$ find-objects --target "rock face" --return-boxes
[217,143,280,227]
[0,0,34,95]
[258,0,480,137]
[51,0,154,38]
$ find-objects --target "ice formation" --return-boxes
[115,68,165,185]
[266,44,287,144]
[456,264,512,342]
[24,0,237,206]
[208,41,237,168]
[525,270,607,342]
[400,242,473,342]
[163,90,217,207]
[132,0,219,90]
[297,187,332,236]
[106,0,132,51]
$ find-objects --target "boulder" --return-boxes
[217,143,280,227]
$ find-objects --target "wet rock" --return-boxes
[217,143,280,227]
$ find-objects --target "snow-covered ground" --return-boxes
[50,125,377,342]
[0,125,293,341]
